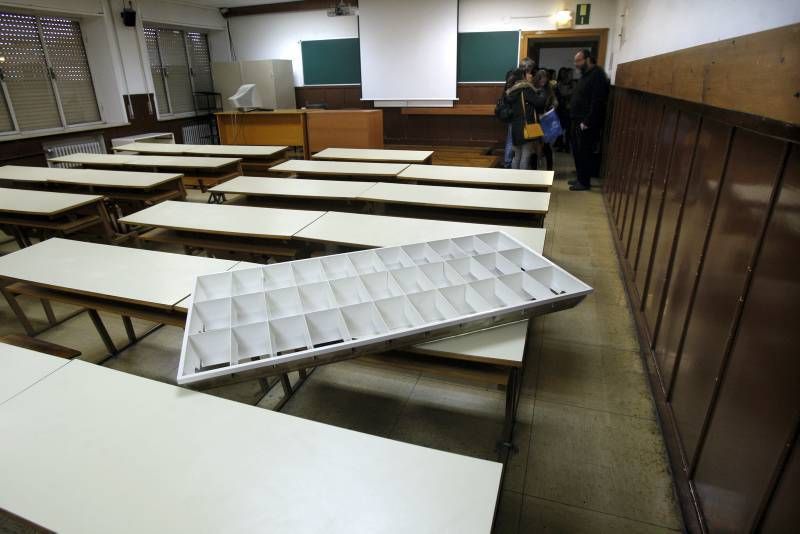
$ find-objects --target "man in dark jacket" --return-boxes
[569,48,609,191]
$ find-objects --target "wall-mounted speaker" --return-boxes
[121,4,136,27]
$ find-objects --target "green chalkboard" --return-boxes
[301,38,361,85]
[457,31,519,82]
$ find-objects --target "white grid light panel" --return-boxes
[178,232,593,385]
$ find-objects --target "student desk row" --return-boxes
[270,159,553,191]
[0,165,186,214]
[113,142,289,175]
[119,201,545,261]
[49,153,242,192]
[0,188,118,247]
[0,223,542,449]
[313,147,434,164]
[211,176,549,227]
[0,343,500,534]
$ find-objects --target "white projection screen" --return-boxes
[358,0,458,107]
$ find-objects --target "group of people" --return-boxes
[497,49,610,191]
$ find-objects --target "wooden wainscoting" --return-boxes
[603,83,799,532]
[295,83,508,147]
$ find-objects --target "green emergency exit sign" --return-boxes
[576,3,591,25]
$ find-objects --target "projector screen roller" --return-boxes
[358,0,458,106]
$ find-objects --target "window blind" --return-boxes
[144,26,212,116]
[40,17,100,125]
[186,32,213,94]
[0,11,101,134]
[144,27,169,115]
[0,12,61,131]
[158,29,193,114]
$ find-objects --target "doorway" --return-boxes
[520,28,609,74]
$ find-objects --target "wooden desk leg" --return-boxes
[121,315,137,344]
[1,287,36,336]
[40,299,57,325]
[87,309,118,355]
[95,200,117,243]
[280,374,293,396]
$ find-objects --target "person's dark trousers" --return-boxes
[570,123,599,188]
[543,143,554,170]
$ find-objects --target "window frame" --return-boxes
[0,10,104,138]
[143,25,214,121]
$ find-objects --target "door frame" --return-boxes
[520,28,610,68]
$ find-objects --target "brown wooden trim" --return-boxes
[520,28,609,67]
[225,0,358,17]
[401,105,494,116]
[615,23,800,125]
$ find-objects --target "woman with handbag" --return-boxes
[503,67,542,170]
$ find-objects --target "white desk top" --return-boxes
[0,343,68,405]
[412,320,529,366]
[295,211,546,253]
[51,153,241,169]
[0,238,237,309]
[0,165,182,188]
[210,176,377,200]
[399,164,553,189]
[0,187,102,216]
[115,142,288,158]
[120,201,325,239]
[0,165,48,182]
[0,360,501,534]
[359,182,550,214]
[313,148,433,163]
[270,159,409,177]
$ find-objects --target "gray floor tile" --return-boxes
[524,400,681,529]
[535,338,655,419]
[520,496,680,533]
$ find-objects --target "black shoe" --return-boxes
[570,184,590,191]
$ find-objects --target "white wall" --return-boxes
[458,0,618,32]
[228,10,358,86]
[539,48,581,78]
[610,0,800,79]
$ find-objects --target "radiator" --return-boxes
[182,122,212,145]
[44,135,106,168]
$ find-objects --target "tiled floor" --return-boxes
[0,153,682,532]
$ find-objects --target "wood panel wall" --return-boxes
[615,23,800,125]
[603,84,799,533]
[0,94,208,167]
[295,83,507,147]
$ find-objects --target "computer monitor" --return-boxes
[228,84,263,112]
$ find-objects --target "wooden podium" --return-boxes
[216,109,383,159]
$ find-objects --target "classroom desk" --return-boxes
[0,357,501,534]
[208,176,377,205]
[359,182,549,227]
[0,239,238,353]
[0,343,68,404]
[0,187,116,246]
[269,159,409,178]
[398,164,553,191]
[313,147,433,164]
[114,143,290,175]
[295,210,546,253]
[120,201,325,259]
[49,153,242,192]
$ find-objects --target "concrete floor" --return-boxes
[0,153,682,533]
